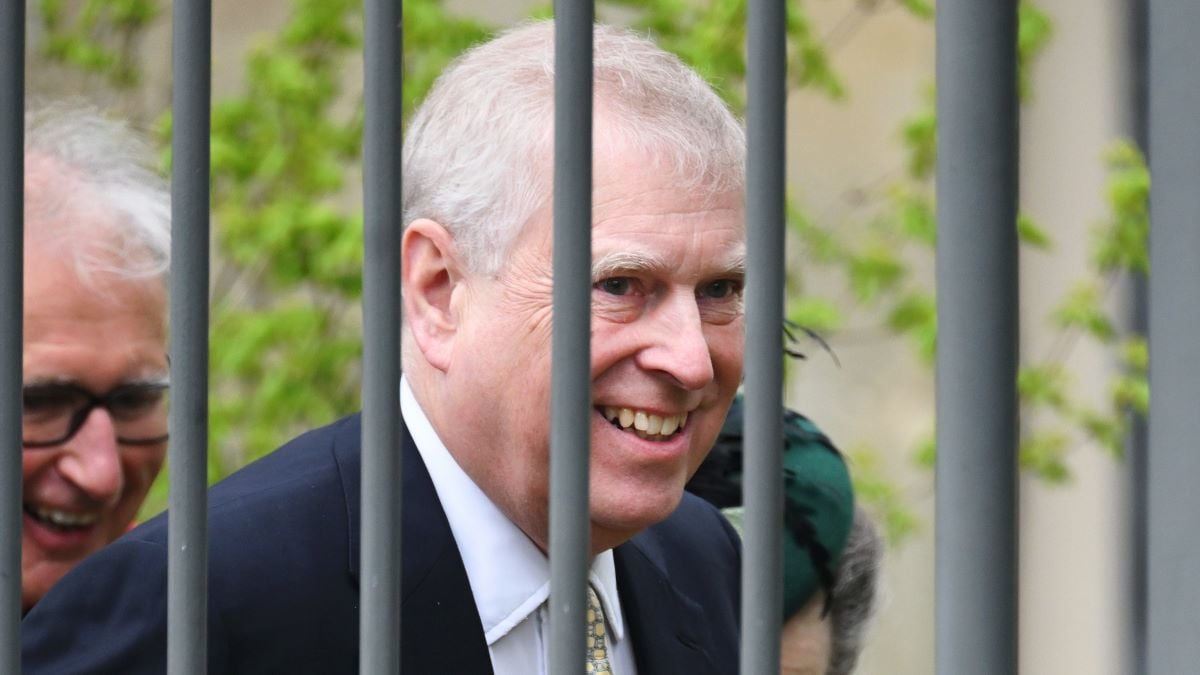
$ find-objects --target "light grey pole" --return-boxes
[0,0,23,670]
[359,0,403,673]
[741,0,787,673]
[935,1,1019,674]
[548,5,593,675]
[168,0,212,671]
[1147,2,1200,672]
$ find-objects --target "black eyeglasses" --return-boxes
[22,381,170,449]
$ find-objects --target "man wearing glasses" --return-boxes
[19,104,170,613]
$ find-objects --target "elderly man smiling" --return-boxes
[24,22,744,674]
[20,105,170,614]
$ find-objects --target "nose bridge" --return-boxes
[57,407,124,504]
[641,288,714,389]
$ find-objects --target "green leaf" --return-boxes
[912,435,936,469]
[846,448,920,546]
[1017,213,1053,250]
[900,88,937,180]
[1051,283,1116,342]
[1019,431,1071,483]
[1111,374,1149,416]
[1095,140,1149,275]
[1075,408,1126,458]
[787,296,844,333]
[1018,1,1054,100]
[886,293,937,362]
[1121,337,1148,373]
[1018,365,1071,413]
[847,247,907,303]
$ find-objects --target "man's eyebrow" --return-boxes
[590,250,670,281]
[718,251,747,278]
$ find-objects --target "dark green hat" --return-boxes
[686,393,855,620]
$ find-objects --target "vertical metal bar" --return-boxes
[739,0,787,667]
[0,0,23,670]
[548,5,593,674]
[168,0,212,671]
[935,1,1019,673]
[741,1,787,673]
[1147,2,1200,672]
[360,0,403,672]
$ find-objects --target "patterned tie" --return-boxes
[585,586,614,674]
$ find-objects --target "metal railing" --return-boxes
[167,0,213,671]
[934,1,1019,673]
[2,0,1198,673]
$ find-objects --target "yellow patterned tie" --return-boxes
[585,586,614,674]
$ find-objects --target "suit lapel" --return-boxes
[614,539,724,675]
[336,418,494,674]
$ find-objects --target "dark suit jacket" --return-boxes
[22,414,741,674]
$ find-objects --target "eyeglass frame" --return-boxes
[21,380,171,449]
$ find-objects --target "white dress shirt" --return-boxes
[401,377,639,674]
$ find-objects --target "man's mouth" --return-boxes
[24,504,100,532]
[600,406,688,442]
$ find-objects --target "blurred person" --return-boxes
[24,21,745,673]
[688,394,882,674]
[19,104,171,614]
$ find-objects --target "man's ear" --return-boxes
[402,219,464,373]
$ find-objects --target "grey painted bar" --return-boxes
[0,0,23,670]
[740,0,787,673]
[168,0,212,672]
[359,0,403,672]
[1147,2,1200,672]
[934,1,1019,674]
[547,4,593,674]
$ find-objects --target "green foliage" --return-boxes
[1017,214,1053,250]
[1095,142,1150,274]
[846,448,920,546]
[1019,432,1070,484]
[1018,1,1054,99]
[37,0,160,87]
[787,297,844,334]
[1052,283,1116,342]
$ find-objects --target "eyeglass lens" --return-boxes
[22,382,169,448]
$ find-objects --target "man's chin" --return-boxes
[590,491,685,551]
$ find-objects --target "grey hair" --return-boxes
[828,506,883,675]
[24,102,170,283]
[402,20,745,276]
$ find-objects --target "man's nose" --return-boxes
[57,408,123,505]
[635,296,715,390]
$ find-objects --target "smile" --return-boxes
[24,504,99,531]
[600,406,688,441]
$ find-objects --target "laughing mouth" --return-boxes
[24,504,99,531]
[600,406,688,442]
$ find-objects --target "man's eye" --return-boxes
[22,386,78,418]
[108,386,167,420]
[596,277,633,296]
[701,280,742,299]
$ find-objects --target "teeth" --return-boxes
[29,505,98,528]
[600,406,688,439]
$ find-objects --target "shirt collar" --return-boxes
[400,376,626,646]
